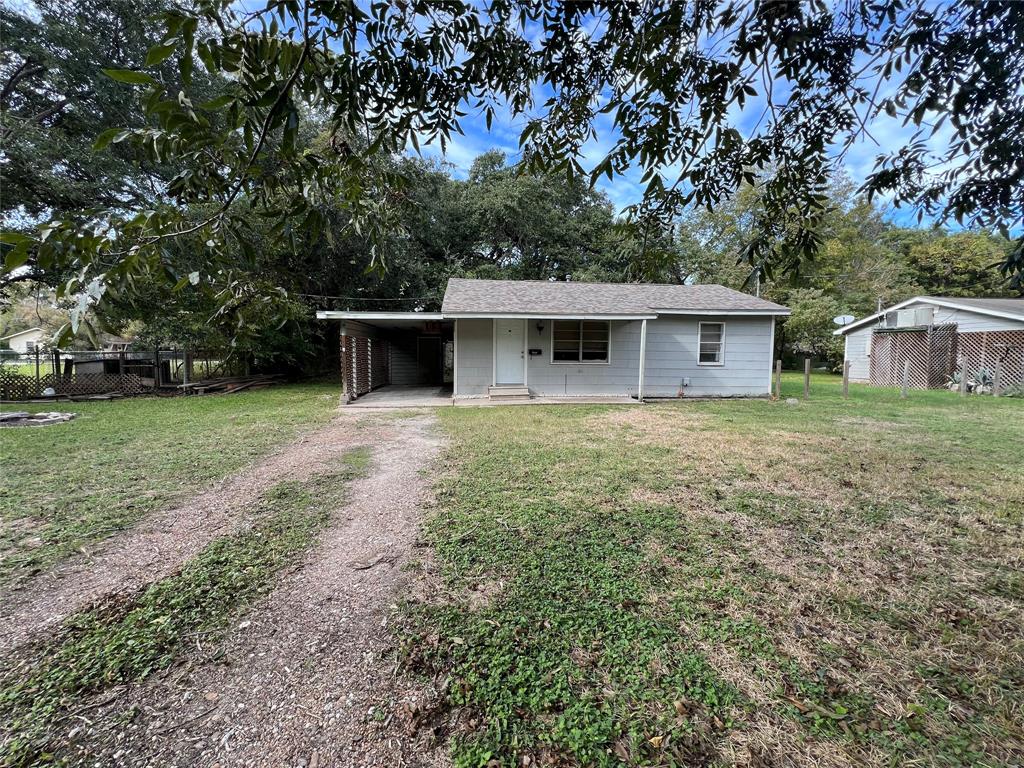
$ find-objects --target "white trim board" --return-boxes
[833,296,1024,335]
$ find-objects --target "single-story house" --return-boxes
[835,296,1024,389]
[317,278,789,402]
[0,327,45,354]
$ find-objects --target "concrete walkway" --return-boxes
[345,385,639,408]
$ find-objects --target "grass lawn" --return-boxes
[403,373,1023,767]
[0,383,340,582]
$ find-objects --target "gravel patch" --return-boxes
[64,411,448,767]
[0,411,396,656]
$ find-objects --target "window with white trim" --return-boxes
[698,322,725,365]
[552,320,609,363]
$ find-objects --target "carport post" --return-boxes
[637,318,647,401]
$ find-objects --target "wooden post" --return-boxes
[803,358,811,398]
[118,350,125,392]
[959,357,968,397]
[842,360,850,399]
[183,349,193,386]
[900,359,911,398]
[153,346,161,388]
[992,360,1002,397]
[34,345,40,386]
[774,359,782,400]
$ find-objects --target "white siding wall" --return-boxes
[844,326,873,382]
[389,334,419,385]
[841,302,1024,381]
[454,319,493,396]
[928,304,1024,332]
[454,315,775,397]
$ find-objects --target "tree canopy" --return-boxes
[1,0,1022,343]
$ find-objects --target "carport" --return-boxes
[318,312,453,403]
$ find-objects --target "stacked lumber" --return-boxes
[178,374,284,395]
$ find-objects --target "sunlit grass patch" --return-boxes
[401,373,1024,766]
[0,383,340,581]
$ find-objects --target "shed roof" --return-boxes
[441,278,789,317]
[0,326,43,341]
[835,296,1024,335]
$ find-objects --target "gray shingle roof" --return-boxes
[441,278,789,316]
[932,297,1024,319]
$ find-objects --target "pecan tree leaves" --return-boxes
[8,0,1023,341]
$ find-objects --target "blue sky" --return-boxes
[411,83,936,228]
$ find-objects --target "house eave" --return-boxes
[441,312,659,320]
[316,311,445,321]
[833,295,1024,335]
[650,308,791,317]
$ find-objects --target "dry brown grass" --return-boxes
[585,401,1024,765]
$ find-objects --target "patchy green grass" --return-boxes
[401,373,1023,767]
[0,448,367,768]
[0,383,340,581]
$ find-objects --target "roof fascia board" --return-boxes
[441,312,658,320]
[834,295,1024,335]
[921,297,1024,323]
[651,308,791,316]
[315,311,445,321]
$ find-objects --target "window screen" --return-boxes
[698,322,724,364]
[552,320,609,362]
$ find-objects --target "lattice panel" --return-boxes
[0,371,146,400]
[869,326,956,389]
[0,371,39,401]
[957,330,1024,386]
[926,324,958,388]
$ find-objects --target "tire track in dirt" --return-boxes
[65,411,448,768]
[0,410,394,657]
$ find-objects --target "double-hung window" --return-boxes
[698,322,725,365]
[552,320,609,363]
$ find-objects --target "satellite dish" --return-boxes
[832,314,855,326]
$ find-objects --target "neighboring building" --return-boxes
[317,278,789,402]
[0,327,45,354]
[835,296,1024,389]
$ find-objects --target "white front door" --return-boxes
[494,319,524,385]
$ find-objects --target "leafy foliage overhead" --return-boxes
[2,0,1023,340]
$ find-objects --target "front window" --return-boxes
[552,320,609,363]
[698,322,725,365]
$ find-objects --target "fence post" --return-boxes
[900,359,911,399]
[959,357,968,397]
[774,359,782,400]
[34,345,40,387]
[842,360,850,399]
[803,358,811,398]
[992,360,1002,397]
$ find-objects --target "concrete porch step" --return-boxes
[488,385,531,400]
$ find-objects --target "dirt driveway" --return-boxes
[3,408,448,767]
